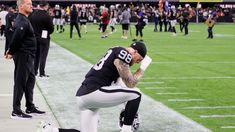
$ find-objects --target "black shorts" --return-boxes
[122,24,129,30]
[80,22,87,25]
[102,24,108,32]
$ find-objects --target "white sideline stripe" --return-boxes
[0,93,40,97]
[145,87,176,90]
[155,52,235,55]
[157,76,235,80]
[168,99,204,102]
[139,82,164,84]
[152,61,235,64]
[0,94,13,97]
[156,92,188,95]
[200,115,235,118]
[183,106,235,109]
[221,126,235,129]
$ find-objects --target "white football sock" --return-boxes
[121,125,132,132]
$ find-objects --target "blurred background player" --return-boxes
[53,4,63,33]
[168,5,177,36]
[79,7,88,34]
[109,5,117,34]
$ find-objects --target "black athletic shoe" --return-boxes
[39,74,49,78]
[26,107,46,115]
[132,39,137,41]
[119,109,125,129]
[119,109,140,132]
[11,111,32,119]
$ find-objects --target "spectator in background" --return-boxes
[182,7,190,35]
[133,8,145,42]
[29,0,54,77]
[100,7,109,38]
[70,5,81,40]
[5,0,45,119]
[120,6,131,39]
[168,5,177,36]
[205,15,215,39]
[4,5,17,55]
[153,6,159,32]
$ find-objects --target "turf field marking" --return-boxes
[168,99,204,102]
[144,87,176,90]
[155,76,235,80]
[152,61,235,64]
[139,82,164,84]
[214,34,235,37]
[183,106,235,109]
[189,30,201,32]
[141,77,157,80]
[156,92,188,95]
[200,115,235,118]
[221,126,235,129]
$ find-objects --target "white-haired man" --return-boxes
[5,0,45,119]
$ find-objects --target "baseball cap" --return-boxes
[130,41,147,58]
[39,0,48,7]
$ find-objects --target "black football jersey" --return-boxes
[85,46,132,86]
[76,47,132,96]
[54,9,62,18]
[169,9,177,20]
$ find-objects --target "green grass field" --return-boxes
[51,23,235,132]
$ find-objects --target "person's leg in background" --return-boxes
[74,23,81,39]
[70,22,74,39]
[39,39,50,77]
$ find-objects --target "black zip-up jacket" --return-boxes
[29,9,54,39]
[70,9,78,23]
[8,13,36,56]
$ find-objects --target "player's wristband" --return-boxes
[140,55,152,71]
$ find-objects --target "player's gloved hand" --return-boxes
[140,55,152,71]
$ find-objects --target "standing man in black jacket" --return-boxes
[5,0,45,119]
[29,0,54,77]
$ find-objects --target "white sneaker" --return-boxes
[123,36,128,39]
[37,121,53,132]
